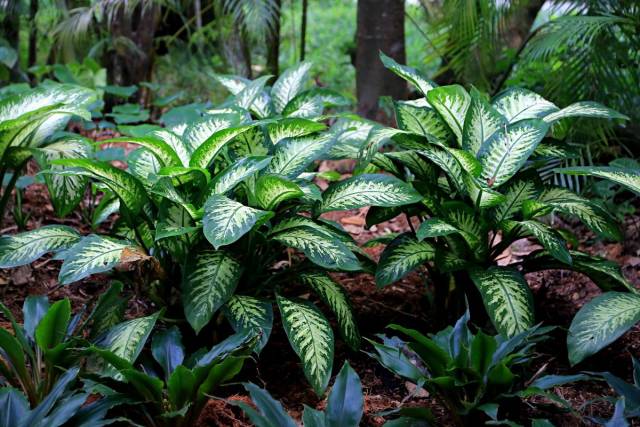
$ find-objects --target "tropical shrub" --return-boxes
[359,53,638,365]
[0,63,421,394]
[233,361,364,427]
[88,324,257,427]
[369,311,572,425]
[586,356,640,425]
[0,82,96,222]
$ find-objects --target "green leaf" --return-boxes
[182,250,242,334]
[0,388,29,427]
[568,292,640,366]
[393,101,451,145]
[379,52,436,96]
[492,180,539,223]
[127,148,161,186]
[23,295,49,341]
[553,166,640,195]
[470,267,535,337]
[0,329,28,384]
[531,187,621,241]
[478,119,549,188]
[235,383,297,427]
[272,62,312,113]
[300,271,361,351]
[190,125,256,169]
[492,88,558,123]
[235,75,272,110]
[151,326,185,378]
[272,226,360,271]
[168,365,196,410]
[266,118,326,145]
[416,218,459,241]
[320,174,422,213]
[255,174,304,210]
[223,295,273,352]
[0,225,80,268]
[34,137,93,217]
[542,101,628,123]
[102,135,181,167]
[150,129,190,167]
[203,194,273,249]
[283,88,350,117]
[462,87,506,155]
[208,156,272,195]
[183,113,245,153]
[266,133,335,178]
[101,312,159,377]
[376,233,434,287]
[512,220,571,265]
[355,126,403,172]
[58,234,135,285]
[35,299,70,350]
[417,145,467,193]
[426,84,471,145]
[326,362,364,427]
[522,250,634,293]
[276,295,334,395]
[52,158,148,215]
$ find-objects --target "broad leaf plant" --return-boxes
[361,53,639,366]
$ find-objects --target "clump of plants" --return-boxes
[358,53,640,365]
[0,63,422,394]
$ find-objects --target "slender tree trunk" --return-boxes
[220,21,252,78]
[300,0,308,61]
[356,0,407,121]
[505,0,546,49]
[28,0,38,69]
[266,0,281,78]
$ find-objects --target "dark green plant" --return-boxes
[233,361,364,427]
[0,284,126,406]
[87,324,257,427]
[361,54,640,366]
[0,63,421,394]
[587,356,640,425]
[369,311,566,426]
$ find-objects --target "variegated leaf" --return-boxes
[271,62,312,113]
[379,52,436,96]
[300,271,360,350]
[553,166,640,195]
[190,125,256,169]
[0,225,80,268]
[492,180,538,223]
[531,187,621,241]
[128,148,161,187]
[478,119,549,188]
[267,118,326,145]
[100,312,159,378]
[462,87,506,155]
[416,218,459,241]
[266,133,335,178]
[276,295,334,395]
[223,295,273,352]
[272,226,360,271]
[208,156,272,195]
[426,85,471,145]
[568,292,640,365]
[235,75,272,110]
[470,267,535,337]
[463,175,506,208]
[511,220,571,265]
[58,234,135,284]
[282,88,350,117]
[228,126,271,159]
[182,113,245,154]
[34,137,93,217]
[150,129,190,167]
[492,88,558,123]
[215,74,249,95]
[417,145,466,192]
[203,194,273,249]
[182,250,242,334]
[52,158,148,215]
[101,135,182,167]
[255,174,304,210]
[376,233,434,287]
[355,126,403,172]
[320,174,422,213]
[393,101,451,145]
[385,150,438,182]
[542,101,628,123]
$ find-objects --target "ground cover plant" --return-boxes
[359,53,640,366]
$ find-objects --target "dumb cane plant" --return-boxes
[0,82,96,224]
[0,63,422,395]
[360,53,639,366]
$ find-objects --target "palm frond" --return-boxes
[220,0,280,40]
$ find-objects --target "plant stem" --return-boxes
[0,160,28,229]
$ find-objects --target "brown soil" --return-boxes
[0,155,639,426]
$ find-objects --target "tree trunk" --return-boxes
[266,0,281,78]
[505,0,546,49]
[300,0,308,61]
[28,0,38,69]
[356,0,407,121]
[220,21,252,78]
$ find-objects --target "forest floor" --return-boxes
[0,154,639,426]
